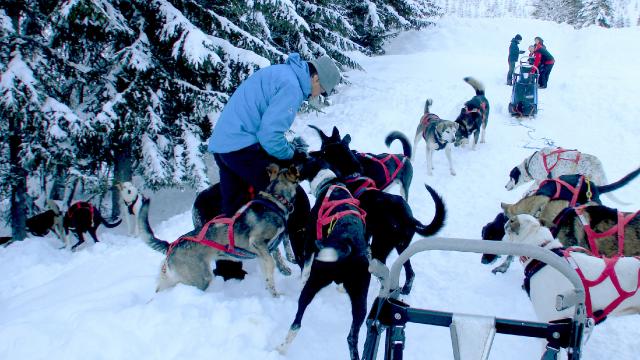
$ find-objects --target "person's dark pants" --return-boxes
[538,62,554,88]
[214,143,277,216]
[507,61,516,85]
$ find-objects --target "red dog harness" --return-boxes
[536,175,590,207]
[66,201,96,228]
[574,206,640,257]
[356,152,407,190]
[345,175,378,198]
[541,148,581,176]
[316,185,367,241]
[564,250,640,323]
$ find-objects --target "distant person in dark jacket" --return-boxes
[507,34,524,85]
[532,37,555,88]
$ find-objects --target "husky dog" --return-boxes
[116,181,144,237]
[505,147,610,191]
[279,155,370,360]
[309,126,447,294]
[502,168,640,228]
[413,98,459,176]
[311,126,413,200]
[138,164,300,296]
[505,214,640,324]
[24,199,67,247]
[454,77,490,149]
[64,201,122,250]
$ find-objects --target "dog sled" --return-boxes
[362,237,588,360]
[509,57,539,118]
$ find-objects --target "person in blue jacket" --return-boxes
[507,34,524,85]
[209,53,341,216]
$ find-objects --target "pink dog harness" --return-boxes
[355,152,407,191]
[535,175,589,207]
[541,148,581,176]
[316,185,367,241]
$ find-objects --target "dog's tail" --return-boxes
[413,184,446,237]
[424,98,433,114]
[100,215,122,228]
[464,76,485,96]
[598,166,640,194]
[138,197,170,254]
[385,131,412,159]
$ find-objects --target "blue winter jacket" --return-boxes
[208,53,312,159]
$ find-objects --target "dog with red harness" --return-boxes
[138,164,300,296]
[413,98,459,176]
[279,154,369,360]
[310,125,413,200]
[505,214,640,327]
[64,201,122,250]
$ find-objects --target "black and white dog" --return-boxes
[413,98,459,176]
[279,155,370,360]
[117,181,144,237]
[309,126,447,294]
[454,77,490,150]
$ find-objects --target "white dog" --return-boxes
[505,214,640,324]
[117,182,143,236]
[505,147,608,191]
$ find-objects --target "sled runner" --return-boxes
[362,237,588,360]
[509,57,539,118]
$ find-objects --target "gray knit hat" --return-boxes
[309,55,341,96]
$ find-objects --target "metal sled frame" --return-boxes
[362,237,588,360]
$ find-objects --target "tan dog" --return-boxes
[138,164,300,296]
[505,214,640,324]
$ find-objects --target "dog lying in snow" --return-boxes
[505,214,640,324]
[413,99,459,176]
[116,182,144,237]
[454,77,490,150]
[278,155,370,360]
[138,164,299,296]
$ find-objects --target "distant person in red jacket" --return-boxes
[532,37,555,88]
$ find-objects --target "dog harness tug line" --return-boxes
[316,185,367,240]
[574,206,640,257]
[541,148,581,177]
[356,152,407,190]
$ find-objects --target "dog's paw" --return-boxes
[277,264,292,276]
[491,266,509,274]
[450,169,456,176]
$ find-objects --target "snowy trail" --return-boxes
[2,17,640,360]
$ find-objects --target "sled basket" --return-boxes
[362,237,588,360]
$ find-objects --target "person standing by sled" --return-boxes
[507,34,525,85]
[531,37,555,89]
[207,53,341,280]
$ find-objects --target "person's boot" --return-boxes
[213,260,248,281]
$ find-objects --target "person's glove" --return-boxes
[291,136,309,154]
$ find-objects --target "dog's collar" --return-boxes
[257,191,294,215]
[523,151,538,179]
[433,130,448,150]
[311,169,338,197]
[522,247,566,297]
[125,194,139,215]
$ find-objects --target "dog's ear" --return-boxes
[308,125,329,144]
[342,134,351,145]
[330,126,341,142]
[500,202,512,214]
[266,163,280,181]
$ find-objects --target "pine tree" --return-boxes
[577,0,614,28]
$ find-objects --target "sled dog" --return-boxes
[413,98,459,175]
[138,164,299,296]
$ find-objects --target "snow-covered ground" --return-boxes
[2,16,639,360]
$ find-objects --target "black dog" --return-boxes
[64,201,121,250]
[279,155,370,360]
[455,77,490,149]
[310,126,413,199]
[25,210,59,237]
[309,126,446,295]
[480,212,508,266]
[192,182,310,281]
